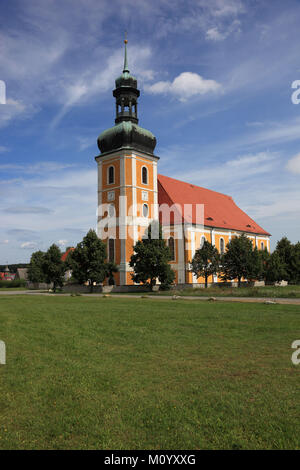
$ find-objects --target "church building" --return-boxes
[95,39,270,287]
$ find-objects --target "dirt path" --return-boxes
[1,290,300,305]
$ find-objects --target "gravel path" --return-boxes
[1,290,300,305]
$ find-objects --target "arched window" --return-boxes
[200,236,206,248]
[142,166,148,185]
[108,165,114,184]
[108,239,115,262]
[220,238,225,254]
[168,237,175,261]
[143,203,149,218]
[261,242,264,250]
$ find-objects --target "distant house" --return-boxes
[15,268,29,281]
[0,266,16,281]
[61,247,74,281]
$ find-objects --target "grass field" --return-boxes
[155,285,300,298]
[0,295,299,449]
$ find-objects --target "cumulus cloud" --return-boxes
[286,153,300,174]
[58,239,68,247]
[20,241,38,249]
[145,72,222,101]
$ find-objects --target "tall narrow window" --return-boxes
[108,166,114,184]
[143,203,149,218]
[108,239,115,262]
[220,238,225,254]
[142,166,148,185]
[168,237,175,261]
[261,242,264,250]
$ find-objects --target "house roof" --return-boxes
[61,247,74,262]
[158,174,270,236]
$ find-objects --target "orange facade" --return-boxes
[96,151,270,286]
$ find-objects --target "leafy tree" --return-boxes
[265,251,287,283]
[105,262,118,286]
[221,233,254,287]
[67,229,108,292]
[28,250,46,283]
[190,240,220,288]
[275,237,300,284]
[248,246,264,282]
[129,222,175,291]
[42,244,65,292]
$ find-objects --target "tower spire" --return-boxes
[123,32,129,72]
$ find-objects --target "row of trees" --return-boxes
[28,224,175,292]
[28,225,299,292]
[191,235,299,287]
[28,230,118,292]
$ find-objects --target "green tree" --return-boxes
[28,250,46,283]
[105,262,119,286]
[265,251,287,283]
[190,240,220,288]
[221,233,254,287]
[129,222,175,291]
[42,244,65,292]
[275,237,300,284]
[248,246,264,282]
[67,229,108,292]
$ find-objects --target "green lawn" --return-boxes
[0,295,299,449]
[155,284,300,298]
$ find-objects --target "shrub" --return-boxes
[0,279,26,288]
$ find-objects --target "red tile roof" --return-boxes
[61,247,74,262]
[158,174,270,236]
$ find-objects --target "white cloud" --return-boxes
[0,240,9,245]
[0,98,33,128]
[21,242,38,249]
[146,72,222,101]
[286,153,300,174]
[206,27,227,41]
[205,19,241,41]
[173,151,277,187]
[58,240,68,247]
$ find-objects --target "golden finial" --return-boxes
[124,31,128,44]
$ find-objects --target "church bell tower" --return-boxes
[95,37,159,286]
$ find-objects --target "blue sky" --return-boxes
[1,0,300,263]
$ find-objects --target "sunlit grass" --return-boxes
[0,295,299,449]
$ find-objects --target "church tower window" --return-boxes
[108,239,115,262]
[142,166,148,185]
[168,237,175,261]
[108,166,115,184]
[143,203,149,218]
